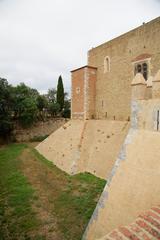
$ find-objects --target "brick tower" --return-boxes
[71,65,97,120]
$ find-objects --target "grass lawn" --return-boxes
[0,144,106,240]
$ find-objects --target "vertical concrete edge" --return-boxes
[82,101,140,240]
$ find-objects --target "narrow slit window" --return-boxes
[104,56,110,73]
[157,110,159,131]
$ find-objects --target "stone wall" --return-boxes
[82,70,160,239]
[88,17,160,121]
[83,127,160,240]
[13,118,67,142]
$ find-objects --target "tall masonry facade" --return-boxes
[71,17,160,121]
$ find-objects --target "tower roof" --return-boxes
[71,65,97,73]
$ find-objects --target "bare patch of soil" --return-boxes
[19,148,63,240]
[17,147,106,240]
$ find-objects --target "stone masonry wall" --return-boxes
[13,118,67,142]
[88,17,160,121]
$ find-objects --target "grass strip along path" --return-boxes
[0,144,106,240]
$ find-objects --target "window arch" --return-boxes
[142,63,148,80]
[104,56,110,73]
[134,62,148,80]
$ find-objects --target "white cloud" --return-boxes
[0,0,159,93]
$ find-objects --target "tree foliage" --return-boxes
[12,83,39,127]
[37,95,48,112]
[0,78,13,139]
[62,99,71,118]
[0,76,71,140]
[48,102,60,117]
[18,98,38,128]
[47,88,57,103]
[56,75,64,111]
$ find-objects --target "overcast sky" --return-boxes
[0,0,159,94]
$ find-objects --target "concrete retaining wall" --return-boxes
[83,99,160,239]
[36,119,129,179]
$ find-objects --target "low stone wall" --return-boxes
[13,118,67,142]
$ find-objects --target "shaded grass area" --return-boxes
[0,144,41,240]
[0,144,106,240]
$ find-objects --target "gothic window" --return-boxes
[142,63,148,80]
[134,62,148,80]
[104,56,110,73]
[137,64,142,73]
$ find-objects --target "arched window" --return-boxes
[104,56,110,73]
[142,63,148,80]
[134,62,148,80]
[137,64,142,73]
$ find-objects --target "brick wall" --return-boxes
[71,66,97,119]
[71,68,85,119]
[98,205,160,240]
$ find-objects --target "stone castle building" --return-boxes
[37,16,160,240]
[71,17,160,121]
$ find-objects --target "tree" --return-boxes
[62,99,71,118]
[0,78,13,140]
[47,88,57,103]
[13,83,38,127]
[56,75,64,111]
[36,95,48,120]
[18,98,38,128]
[48,102,60,117]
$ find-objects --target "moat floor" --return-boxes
[0,143,106,240]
